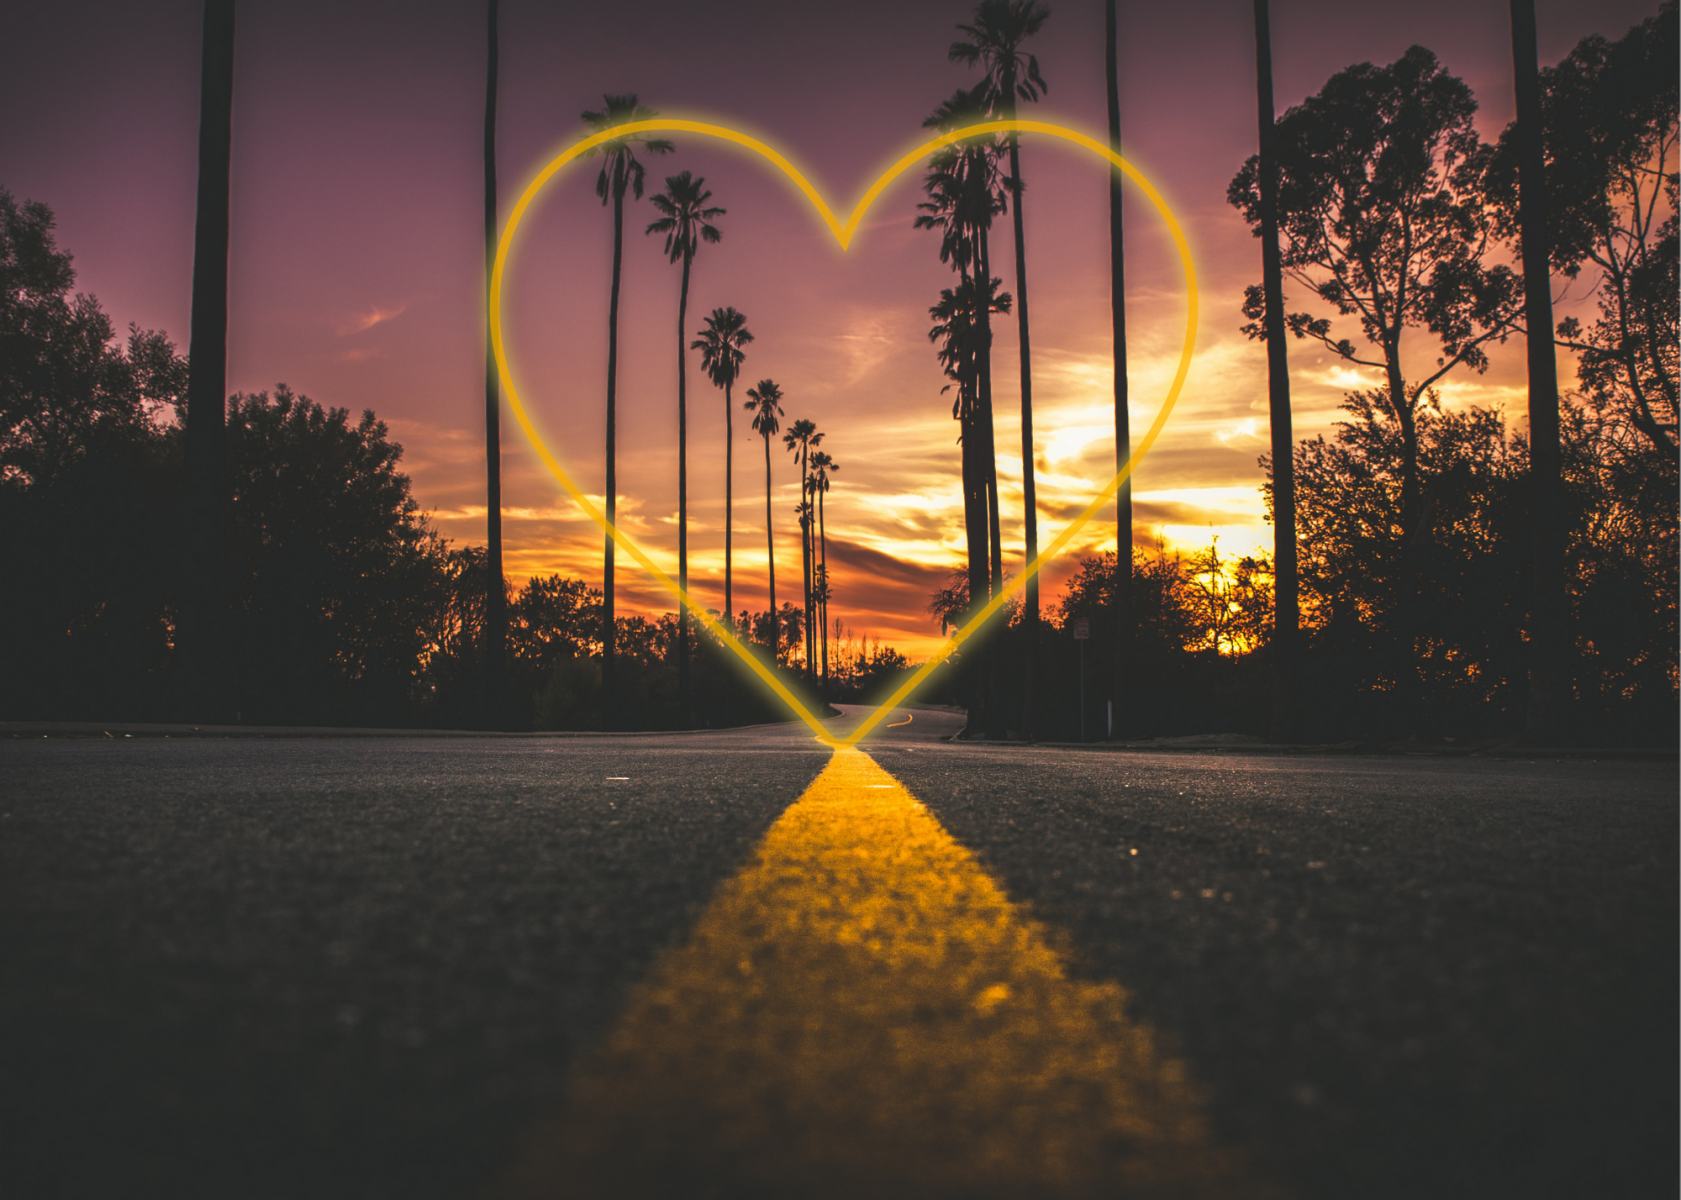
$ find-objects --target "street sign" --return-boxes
[1071,618,1090,640]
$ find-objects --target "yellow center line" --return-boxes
[504,749,1279,1199]
[885,710,914,728]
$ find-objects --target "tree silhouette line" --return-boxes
[1,0,1673,742]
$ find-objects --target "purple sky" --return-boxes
[3,0,1660,656]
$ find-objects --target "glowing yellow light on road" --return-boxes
[490,120,1198,746]
[504,750,1271,1198]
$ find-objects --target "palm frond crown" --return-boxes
[579,93,675,204]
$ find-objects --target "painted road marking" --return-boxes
[885,710,914,728]
[506,749,1274,1198]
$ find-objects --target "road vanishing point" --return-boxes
[2,707,1674,1199]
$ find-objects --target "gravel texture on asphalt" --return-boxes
[0,732,828,1199]
[876,736,1678,1200]
[1,713,1674,1200]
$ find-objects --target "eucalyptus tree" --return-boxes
[952,0,1051,735]
[809,448,837,682]
[692,306,753,624]
[1226,48,1519,541]
[646,170,724,722]
[1485,2,1678,740]
[580,94,673,727]
[744,379,784,655]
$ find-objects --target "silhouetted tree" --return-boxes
[580,94,673,728]
[646,170,724,723]
[1246,0,1301,742]
[180,0,237,720]
[1505,0,1569,743]
[745,379,783,652]
[1485,3,1677,459]
[810,448,836,683]
[1105,0,1135,738]
[1,192,185,487]
[483,0,505,729]
[919,84,1008,591]
[1486,1,1678,740]
[692,306,753,623]
[223,386,449,724]
[782,417,820,681]
[952,0,1051,736]
[1228,46,1520,541]
[0,194,187,719]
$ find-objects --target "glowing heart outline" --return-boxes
[490,119,1197,748]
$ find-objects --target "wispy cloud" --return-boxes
[334,303,407,337]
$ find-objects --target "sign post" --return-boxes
[1072,619,1091,742]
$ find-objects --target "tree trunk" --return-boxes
[676,249,691,724]
[1252,0,1299,743]
[976,232,1003,738]
[1510,0,1568,744]
[978,230,1003,593]
[483,0,505,731]
[806,440,820,682]
[603,162,624,729]
[1003,62,1038,741]
[180,0,236,722]
[961,405,990,735]
[724,382,733,629]
[763,433,775,658]
[818,487,828,684]
[1106,0,1134,740]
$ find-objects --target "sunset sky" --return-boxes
[3,0,1659,658]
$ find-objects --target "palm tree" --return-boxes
[579,95,673,729]
[919,85,1013,736]
[692,307,753,626]
[783,418,821,682]
[745,379,784,656]
[918,85,1008,592]
[646,171,724,724]
[1248,0,1300,743]
[181,0,237,721]
[483,0,505,729]
[809,448,837,683]
[952,0,1050,737]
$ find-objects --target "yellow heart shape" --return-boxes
[490,119,1197,748]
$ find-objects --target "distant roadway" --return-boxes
[1,708,1673,1198]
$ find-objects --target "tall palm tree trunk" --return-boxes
[978,231,1003,592]
[976,232,1004,737]
[181,0,236,722]
[676,250,692,723]
[1106,0,1133,741]
[763,432,776,658]
[603,163,624,729]
[801,445,813,683]
[1510,0,1566,744]
[724,383,734,628]
[1003,67,1038,740]
[818,487,828,684]
[483,0,506,730]
[1252,0,1299,744]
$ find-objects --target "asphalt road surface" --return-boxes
[1,709,1673,1199]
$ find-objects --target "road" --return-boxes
[1,709,1673,1198]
